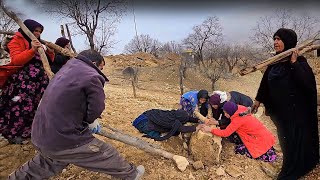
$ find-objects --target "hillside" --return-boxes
[0,53,319,180]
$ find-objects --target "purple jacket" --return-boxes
[31,55,108,151]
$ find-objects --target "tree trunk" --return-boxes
[98,126,190,171]
[65,24,77,53]
[88,34,95,51]
[132,79,136,98]
[179,63,185,95]
[211,79,216,91]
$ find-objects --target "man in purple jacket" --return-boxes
[9,50,144,180]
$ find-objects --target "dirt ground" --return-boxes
[0,53,319,179]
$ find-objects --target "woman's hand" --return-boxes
[196,124,206,131]
[291,48,298,63]
[251,100,260,114]
[206,117,219,125]
[200,125,212,133]
[31,39,42,51]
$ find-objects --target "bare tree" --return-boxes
[41,0,126,53]
[251,8,320,52]
[193,47,226,91]
[124,34,162,57]
[161,41,183,54]
[122,66,139,98]
[0,8,17,40]
[183,16,223,63]
[94,19,117,54]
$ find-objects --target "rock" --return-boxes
[260,162,277,178]
[189,129,222,165]
[216,167,226,176]
[172,155,189,171]
[183,142,188,150]
[0,138,9,148]
[225,165,244,178]
[192,161,204,170]
[62,169,67,173]
[188,173,195,180]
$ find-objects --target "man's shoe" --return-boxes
[134,165,145,180]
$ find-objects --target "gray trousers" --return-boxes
[8,138,137,180]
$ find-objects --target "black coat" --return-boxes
[51,53,70,74]
[145,109,199,141]
[256,56,319,179]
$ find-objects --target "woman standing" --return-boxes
[0,19,54,144]
[251,28,319,179]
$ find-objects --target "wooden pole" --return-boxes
[239,39,319,76]
[41,40,77,58]
[0,0,54,79]
[98,126,190,171]
[60,24,66,38]
[65,24,77,53]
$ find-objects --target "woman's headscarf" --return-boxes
[269,28,298,80]
[197,89,209,102]
[18,19,44,44]
[273,28,297,52]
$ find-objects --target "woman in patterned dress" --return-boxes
[0,19,54,144]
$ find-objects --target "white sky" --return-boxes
[3,0,320,54]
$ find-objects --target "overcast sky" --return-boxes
[3,0,320,54]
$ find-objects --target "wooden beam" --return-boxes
[65,24,77,53]
[60,24,66,38]
[98,126,190,171]
[239,39,320,76]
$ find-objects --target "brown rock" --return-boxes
[216,167,226,176]
[189,129,222,166]
[192,161,204,170]
[0,138,9,148]
[225,165,243,178]
[260,162,277,178]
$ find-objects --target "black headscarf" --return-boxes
[269,28,298,80]
[18,19,44,47]
[197,89,209,102]
[273,28,297,52]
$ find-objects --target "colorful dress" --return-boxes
[0,57,49,141]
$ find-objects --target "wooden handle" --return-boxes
[239,39,319,76]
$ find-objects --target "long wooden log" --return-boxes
[60,24,66,38]
[98,126,190,171]
[65,24,77,53]
[239,39,320,76]
[41,40,77,58]
[0,30,77,58]
[0,0,54,79]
